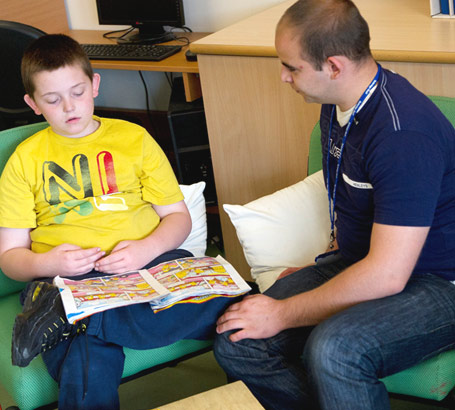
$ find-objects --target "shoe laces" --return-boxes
[41,316,88,353]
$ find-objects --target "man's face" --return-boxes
[275,25,331,104]
[25,64,100,138]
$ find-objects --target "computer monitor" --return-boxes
[95,0,185,44]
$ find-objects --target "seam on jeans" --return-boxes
[86,312,102,336]
[372,323,455,379]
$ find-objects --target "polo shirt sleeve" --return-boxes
[366,130,445,227]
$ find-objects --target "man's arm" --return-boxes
[94,200,192,274]
[0,227,105,281]
[216,223,430,342]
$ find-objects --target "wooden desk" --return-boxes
[0,0,68,33]
[68,30,209,102]
[152,381,264,410]
[191,0,455,279]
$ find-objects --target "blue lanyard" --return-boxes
[326,64,381,248]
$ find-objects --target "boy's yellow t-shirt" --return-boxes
[0,116,183,253]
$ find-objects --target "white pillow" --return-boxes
[179,182,207,256]
[223,170,330,292]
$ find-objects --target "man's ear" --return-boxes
[24,94,42,115]
[92,73,101,98]
[325,56,344,80]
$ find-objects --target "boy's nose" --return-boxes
[62,98,75,112]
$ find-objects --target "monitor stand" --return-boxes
[118,23,176,45]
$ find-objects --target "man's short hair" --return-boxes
[21,34,93,97]
[280,0,372,70]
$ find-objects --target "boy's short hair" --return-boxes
[280,0,372,70]
[21,34,94,97]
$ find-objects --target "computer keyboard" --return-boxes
[81,43,183,62]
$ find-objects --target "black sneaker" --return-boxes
[12,281,89,367]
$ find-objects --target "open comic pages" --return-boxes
[55,255,250,323]
[148,255,251,311]
[54,270,169,324]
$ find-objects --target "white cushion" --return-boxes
[223,170,330,292]
[179,182,207,257]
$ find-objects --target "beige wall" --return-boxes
[65,0,287,32]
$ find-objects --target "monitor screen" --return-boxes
[96,0,185,43]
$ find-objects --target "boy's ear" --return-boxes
[92,73,101,98]
[24,94,42,115]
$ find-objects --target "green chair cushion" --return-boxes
[381,351,455,401]
[0,270,27,297]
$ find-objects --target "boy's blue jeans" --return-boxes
[40,249,237,410]
[214,255,455,410]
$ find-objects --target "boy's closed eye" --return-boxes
[45,97,60,105]
[72,86,86,97]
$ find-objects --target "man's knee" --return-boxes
[214,330,272,375]
[214,331,251,367]
[303,317,374,379]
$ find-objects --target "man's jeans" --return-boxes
[214,255,455,410]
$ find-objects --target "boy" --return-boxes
[0,34,230,410]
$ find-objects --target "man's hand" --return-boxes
[94,239,150,274]
[44,244,105,277]
[216,294,287,342]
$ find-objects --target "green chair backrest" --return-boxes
[307,95,455,175]
[0,122,48,296]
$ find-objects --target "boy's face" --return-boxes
[24,64,101,138]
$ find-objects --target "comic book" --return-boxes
[147,255,251,311]
[54,255,250,323]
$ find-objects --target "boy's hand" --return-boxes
[45,244,105,277]
[94,240,151,274]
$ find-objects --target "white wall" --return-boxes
[66,0,285,32]
[64,0,285,110]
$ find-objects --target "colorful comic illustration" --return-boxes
[148,255,251,311]
[148,256,240,294]
[54,270,169,323]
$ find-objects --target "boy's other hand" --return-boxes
[47,244,105,277]
[94,239,150,274]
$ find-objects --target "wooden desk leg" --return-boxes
[182,73,202,102]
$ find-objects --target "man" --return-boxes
[214,1,455,409]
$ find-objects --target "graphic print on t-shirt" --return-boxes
[42,150,127,223]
